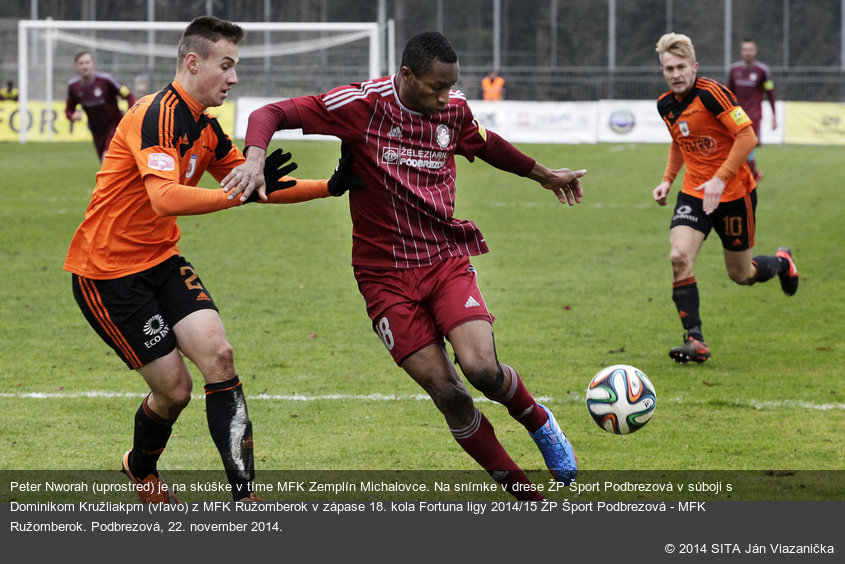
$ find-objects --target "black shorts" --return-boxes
[72,256,218,369]
[670,189,757,251]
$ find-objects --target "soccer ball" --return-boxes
[586,364,656,434]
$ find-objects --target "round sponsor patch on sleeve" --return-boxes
[148,153,176,171]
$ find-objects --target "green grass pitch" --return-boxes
[0,140,842,483]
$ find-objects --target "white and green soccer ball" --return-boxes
[586,364,656,434]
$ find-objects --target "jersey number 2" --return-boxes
[180,266,204,291]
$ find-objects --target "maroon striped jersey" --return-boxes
[66,71,135,135]
[291,75,490,269]
[727,61,775,127]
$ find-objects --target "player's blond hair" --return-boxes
[655,33,696,63]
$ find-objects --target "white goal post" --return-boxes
[17,19,389,143]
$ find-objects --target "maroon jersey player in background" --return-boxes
[223,31,585,500]
[66,49,136,161]
[727,39,777,181]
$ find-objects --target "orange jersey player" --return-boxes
[64,78,333,279]
[64,16,355,504]
[651,33,798,365]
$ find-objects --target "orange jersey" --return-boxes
[482,75,505,101]
[65,80,329,279]
[657,77,755,202]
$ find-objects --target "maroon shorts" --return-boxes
[354,256,493,365]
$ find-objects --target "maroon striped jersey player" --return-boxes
[727,40,776,138]
[66,50,136,160]
[727,39,776,180]
[246,76,495,269]
[227,32,586,500]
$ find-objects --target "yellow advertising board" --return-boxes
[0,100,236,143]
[784,102,845,145]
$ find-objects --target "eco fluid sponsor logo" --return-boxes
[142,314,170,349]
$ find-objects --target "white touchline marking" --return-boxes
[0,391,842,410]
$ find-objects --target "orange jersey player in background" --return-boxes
[64,16,355,503]
[651,33,798,365]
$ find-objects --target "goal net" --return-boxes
[16,19,386,143]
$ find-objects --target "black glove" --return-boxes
[245,148,298,203]
[326,143,365,197]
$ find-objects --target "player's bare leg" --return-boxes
[725,247,797,295]
[449,321,547,430]
[669,225,705,284]
[668,226,710,363]
[723,248,757,285]
[174,310,256,500]
[448,320,577,484]
[122,350,192,503]
[401,343,544,500]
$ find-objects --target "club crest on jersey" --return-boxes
[679,121,690,136]
[185,154,198,179]
[435,124,451,148]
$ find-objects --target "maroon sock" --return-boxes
[451,408,544,500]
[486,364,548,433]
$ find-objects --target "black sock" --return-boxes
[130,395,174,478]
[751,255,781,283]
[673,277,703,337]
[205,376,254,500]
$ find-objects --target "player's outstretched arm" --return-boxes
[655,141,683,206]
[222,146,268,202]
[527,163,587,206]
[243,148,298,203]
[225,144,364,205]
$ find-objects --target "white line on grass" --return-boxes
[1,391,843,411]
[487,201,654,209]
